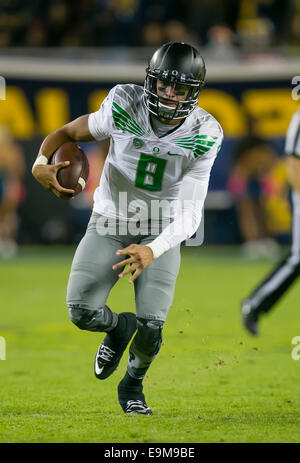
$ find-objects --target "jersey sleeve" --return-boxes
[88,86,117,140]
[200,121,223,160]
[285,110,300,157]
[180,121,223,182]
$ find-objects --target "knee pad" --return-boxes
[134,317,164,357]
[127,317,164,380]
[68,305,117,332]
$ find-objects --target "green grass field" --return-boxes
[0,246,300,443]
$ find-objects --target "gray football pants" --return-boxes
[66,212,181,325]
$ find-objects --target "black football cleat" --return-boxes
[118,381,152,415]
[241,300,260,336]
[123,400,153,415]
[94,312,137,380]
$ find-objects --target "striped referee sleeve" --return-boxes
[285,109,300,157]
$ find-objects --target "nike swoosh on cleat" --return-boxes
[94,355,104,376]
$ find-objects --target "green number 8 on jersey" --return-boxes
[135,153,167,191]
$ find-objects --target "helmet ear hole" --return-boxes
[144,42,206,121]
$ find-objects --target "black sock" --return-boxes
[108,312,137,345]
[120,371,143,388]
[107,313,127,343]
[118,372,144,406]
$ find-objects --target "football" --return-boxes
[50,141,89,196]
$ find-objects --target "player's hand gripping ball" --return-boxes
[50,142,89,197]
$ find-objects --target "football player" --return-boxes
[242,108,300,335]
[32,42,223,415]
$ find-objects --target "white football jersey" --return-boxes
[88,84,223,222]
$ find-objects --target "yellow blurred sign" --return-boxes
[0,85,298,139]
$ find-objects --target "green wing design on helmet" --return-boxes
[112,102,147,137]
[173,134,218,158]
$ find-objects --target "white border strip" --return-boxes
[1,56,299,82]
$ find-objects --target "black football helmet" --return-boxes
[144,42,206,121]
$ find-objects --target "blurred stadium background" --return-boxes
[0,0,300,256]
[2,0,300,444]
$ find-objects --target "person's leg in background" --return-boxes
[241,190,300,335]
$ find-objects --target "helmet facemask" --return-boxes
[144,69,203,121]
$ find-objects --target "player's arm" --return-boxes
[146,157,215,259]
[32,115,95,199]
[146,126,223,261]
